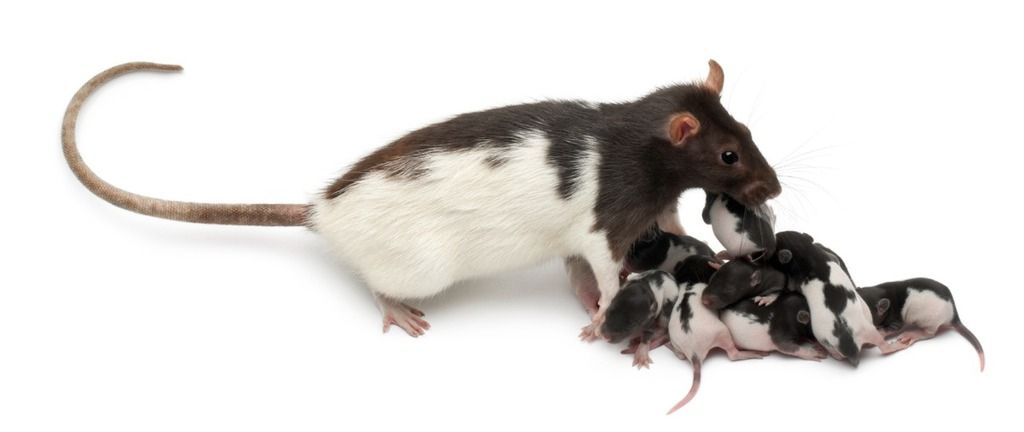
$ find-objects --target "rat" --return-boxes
[719,292,827,361]
[623,224,717,274]
[601,269,678,345]
[613,255,719,368]
[700,259,794,310]
[766,231,895,365]
[666,257,763,413]
[857,278,984,371]
[702,191,776,261]
[62,61,781,339]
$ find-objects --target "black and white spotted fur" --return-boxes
[857,278,984,371]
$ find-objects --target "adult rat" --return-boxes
[62,61,781,338]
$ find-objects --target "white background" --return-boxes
[2,1,1021,430]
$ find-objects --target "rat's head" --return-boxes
[648,60,781,207]
[672,255,718,287]
[767,231,822,282]
[777,293,814,339]
[702,260,788,310]
[601,277,660,343]
[856,286,892,327]
[624,225,671,273]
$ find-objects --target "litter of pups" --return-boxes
[609,191,984,413]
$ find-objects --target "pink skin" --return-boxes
[565,256,601,318]
[788,344,828,361]
[753,293,779,306]
[887,328,934,352]
[376,294,430,337]
[632,342,654,368]
[622,330,670,368]
[579,206,684,341]
[667,334,764,414]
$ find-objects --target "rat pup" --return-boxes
[720,292,826,361]
[601,270,678,345]
[624,224,716,274]
[857,278,984,371]
[62,61,780,338]
[700,259,794,310]
[666,257,763,413]
[767,231,894,365]
[703,191,776,261]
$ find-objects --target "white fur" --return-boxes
[720,310,775,352]
[902,288,955,332]
[709,196,761,257]
[669,283,729,358]
[311,131,619,301]
[658,243,696,273]
[801,261,881,355]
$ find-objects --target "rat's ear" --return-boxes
[704,59,724,94]
[707,261,722,271]
[750,270,762,287]
[797,310,811,325]
[876,298,891,317]
[667,113,701,146]
[777,249,793,264]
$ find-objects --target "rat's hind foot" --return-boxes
[579,314,605,342]
[376,295,430,337]
[790,344,827,361]
[889,329,933,352]
[632,342,654,369]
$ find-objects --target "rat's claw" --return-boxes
[753,293,779,307]
[376,295,430,338]
[632,343,653,369]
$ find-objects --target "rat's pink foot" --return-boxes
[376,295,430,337]
[790,344,827,361]
[633,342,653,369]
[889,329,932,352]
[579,315,605,342]
[754,293,779,307]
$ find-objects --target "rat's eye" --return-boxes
[721,151,739,165]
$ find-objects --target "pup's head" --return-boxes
[701,260,789,310]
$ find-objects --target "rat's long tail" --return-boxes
[667,358,701,414]
[62,62,310,226]
[953,322,985,372]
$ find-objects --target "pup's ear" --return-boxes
[667,112,701,146]
[876,298,891,317]
[797,310,811,325]
[777,249,793,264]
[704,59,724,94]
[707,261,722,271]
[750,270,762,287]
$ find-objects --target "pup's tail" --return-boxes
[953,322,985,372]
[62,62,310,226]
[666,358,701,414]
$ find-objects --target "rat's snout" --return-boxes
[740,180,781,206]
[701,293,720,309]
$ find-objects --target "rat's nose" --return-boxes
[701,294,718,308]
[742,181,781,206]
